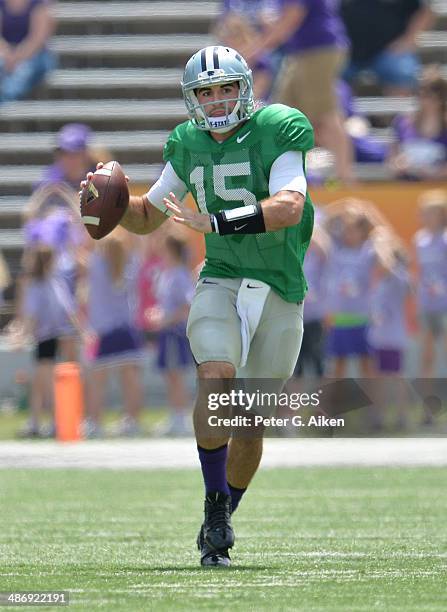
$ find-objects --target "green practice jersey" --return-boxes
[163,103,314,303]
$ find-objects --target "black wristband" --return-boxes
[210,202,266,235]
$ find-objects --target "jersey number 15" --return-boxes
[190,162,257,213]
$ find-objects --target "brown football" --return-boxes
[80,161,129,240]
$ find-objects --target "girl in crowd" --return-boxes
[367,229,412,430]
[151,235,194,436]
[323,198,390,378]
[389,66,447,181]
[18,244,80,437]
[85,227,144,437]
[413,189,447,378]
[22,183,87,361]
[368,229,411,377]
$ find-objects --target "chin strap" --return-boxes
[192,91,244,132]
[207,114,240,133]
[206,101,242,133]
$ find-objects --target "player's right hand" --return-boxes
[79,162,129,200]
[79,162,103,192]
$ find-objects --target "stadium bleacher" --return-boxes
[0,0,446,328]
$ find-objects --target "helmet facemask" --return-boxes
[185,76,253,133]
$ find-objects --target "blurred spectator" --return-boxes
[324,214,374,377]
[322,199,391,378]
[136,233,164,344]
[37,123,98,192]
[0,0,56,104]
[388,67,447,181]
[341,0,433,95]
[214,0,282,101]
[24,205,81,289]
[9,187,84,365]
[16,243,80,438]
[413,189,447,378]
[21,186,86,360]
[241,0,354,183]
[29,125,103,338]
[85,228,144,438]
[151,236,194,436]
[337,79,389,164]
[294,221,330,377]
[366,230,411,431]
[367,229,411,376]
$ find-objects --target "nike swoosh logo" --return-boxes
[247,284,262,289]
[235,224,248,231]
[202,279,219,285]
[236,131,251,144]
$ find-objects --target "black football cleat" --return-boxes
[197,523,231,568]
[203,491,235,552]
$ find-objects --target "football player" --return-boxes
[82,46,315,567]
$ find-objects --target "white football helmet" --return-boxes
[181,46,254,133]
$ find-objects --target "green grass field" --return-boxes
[1,467,446,611]
[0,410,168,440]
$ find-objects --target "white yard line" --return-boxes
[0,438,446,469]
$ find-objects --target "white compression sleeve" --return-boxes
[146,162,188,215]
[268,151,307,197]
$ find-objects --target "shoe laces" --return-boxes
[206,500,230,531]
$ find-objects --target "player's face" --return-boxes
[196,82,239,117]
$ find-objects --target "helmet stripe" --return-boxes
[205,46,214,71]
[200,49,207,72]
[182,46,255,132]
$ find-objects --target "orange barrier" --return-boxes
[133,181,446,255]
[131,181,446,333]
[54,362,84,442]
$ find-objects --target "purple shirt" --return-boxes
[155,265,194,330]
[303,246,326,322]
[323,240,376,316]
[23,276,75,342]
[414,229,447,313]
[367,264,410,350]
[280,0,348,53]
[88,252,140,334]
[393,115,447,170]
[0,0,48,46]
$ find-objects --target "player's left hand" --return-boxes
[163,192,212,234]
